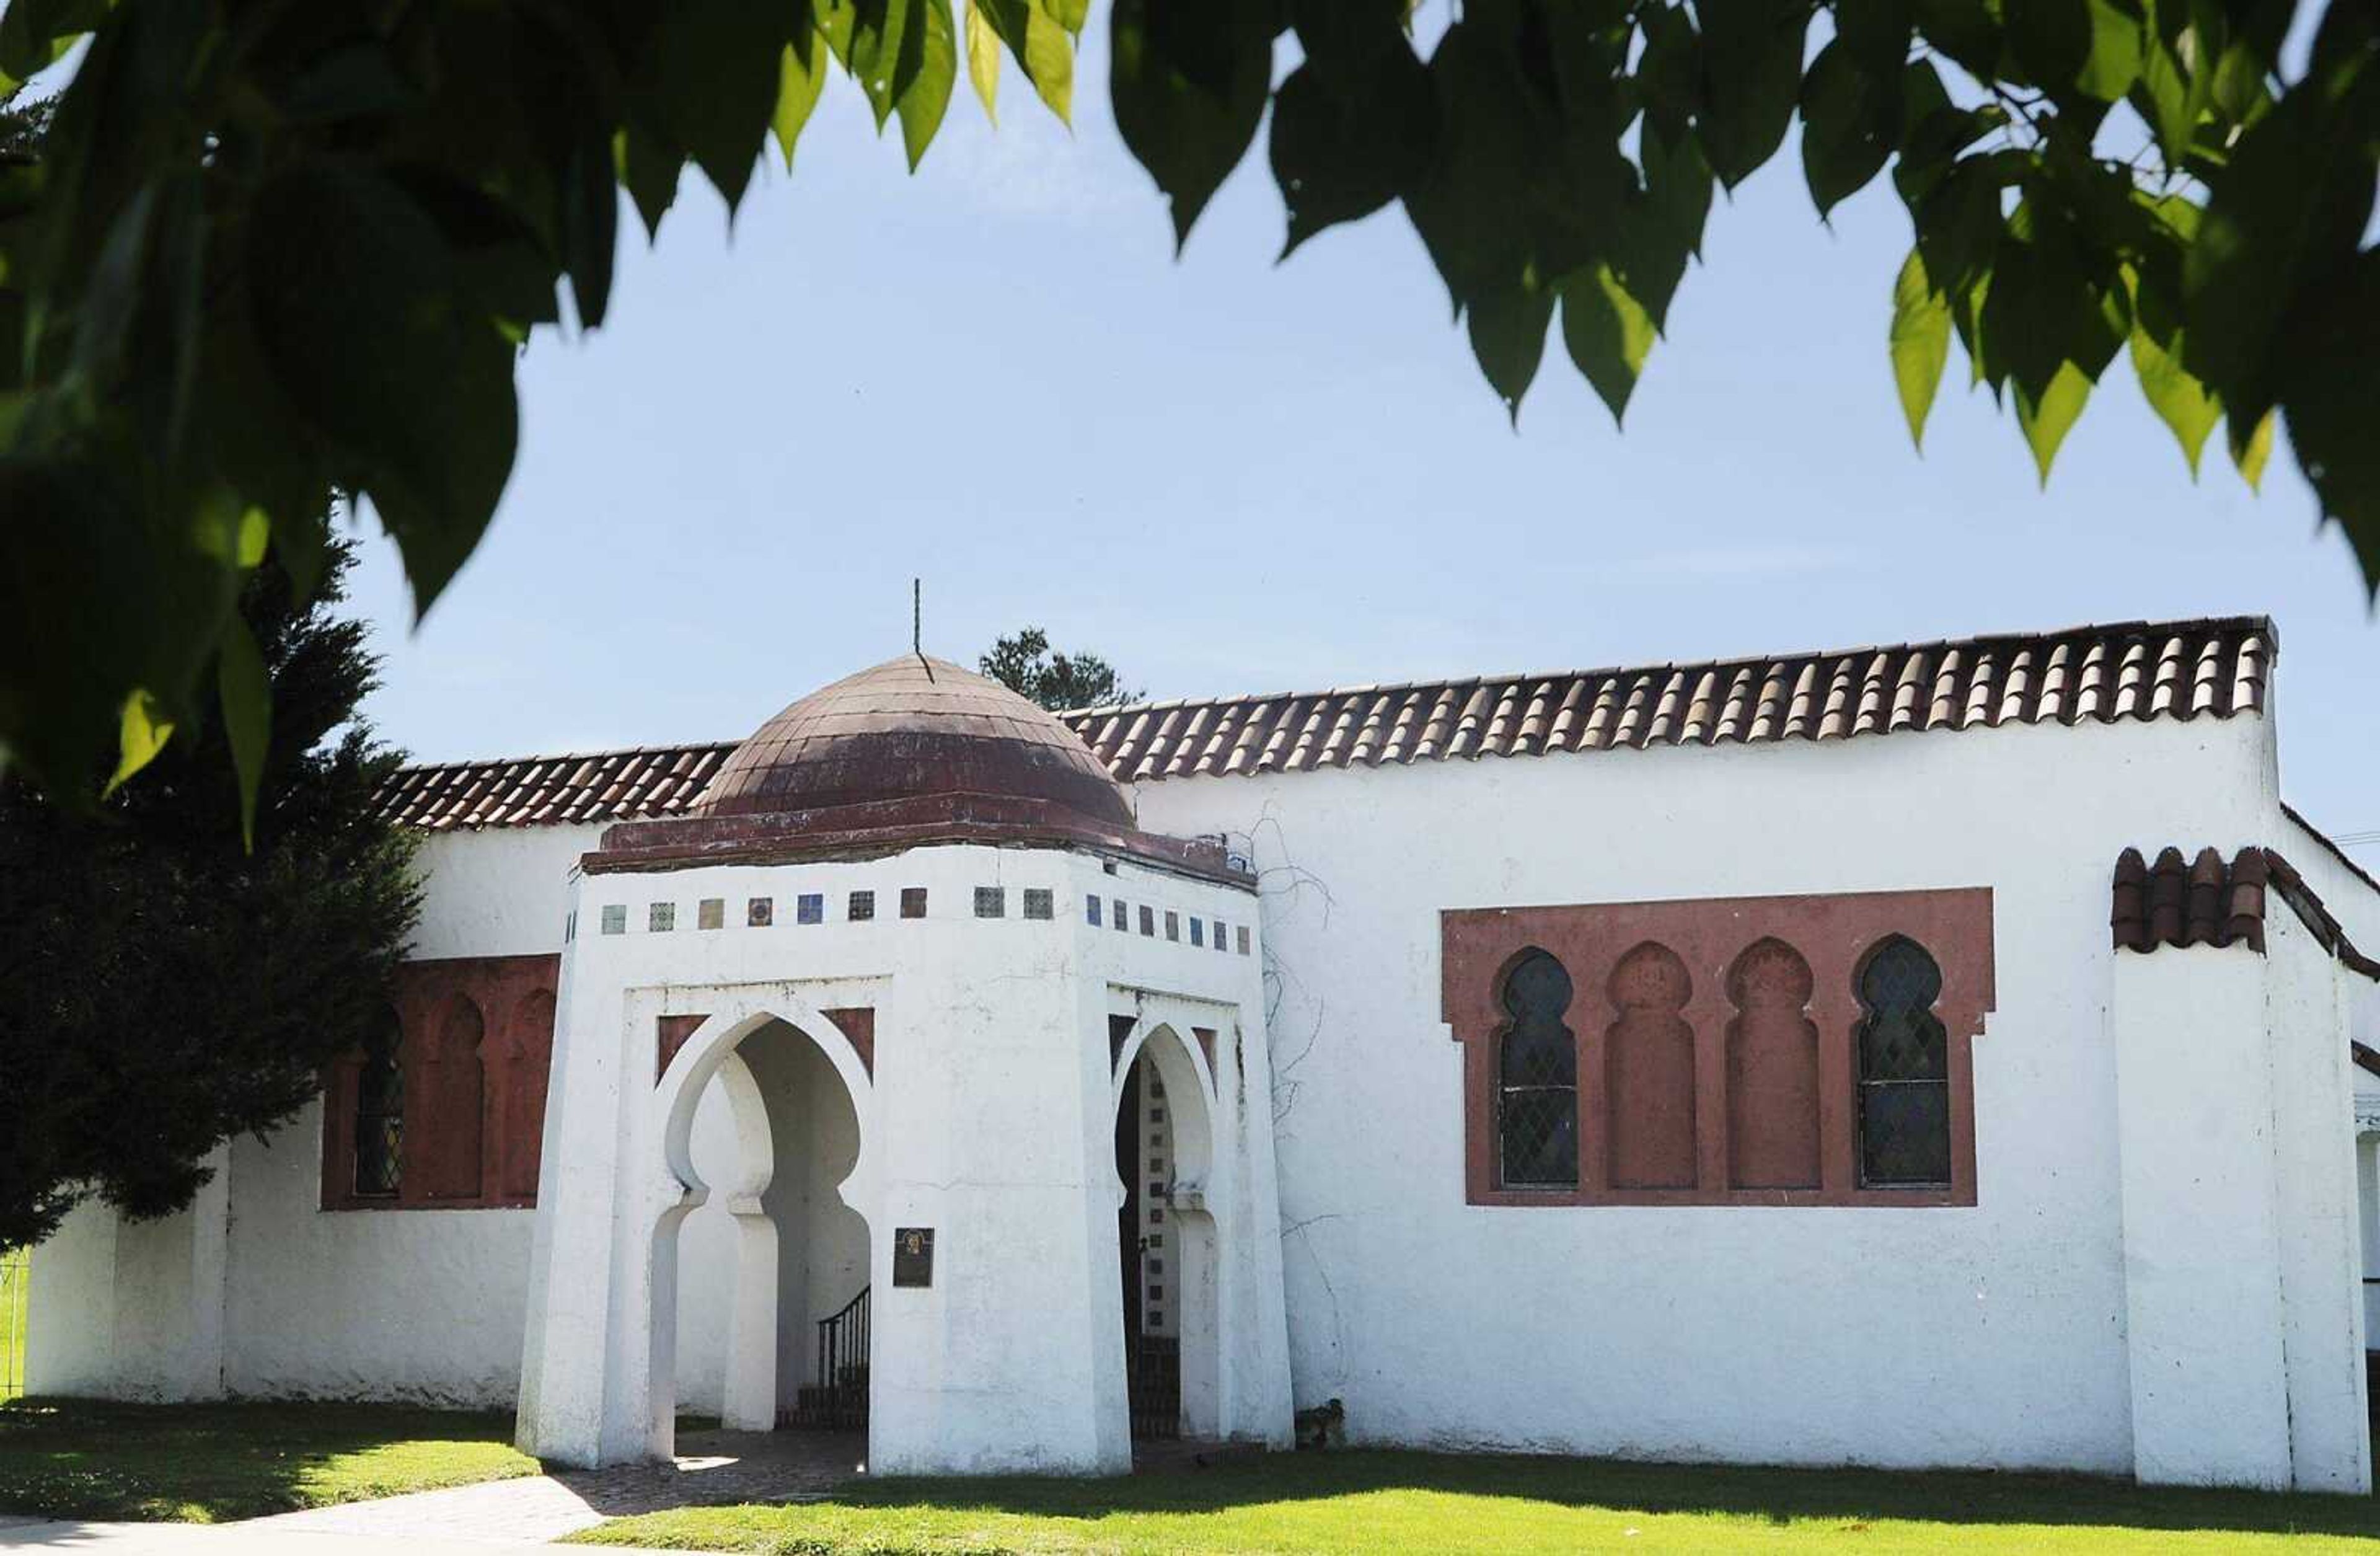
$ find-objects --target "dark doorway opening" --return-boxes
[1117,1056,1181,1441]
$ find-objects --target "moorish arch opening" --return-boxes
[1111,1021,1220,1443]
[648,1014,871,1451]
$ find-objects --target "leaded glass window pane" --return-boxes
[1855,936,1951,1187]
[1496,949,1578,1188]
[353,1014,404,1198]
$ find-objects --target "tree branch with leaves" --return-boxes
[0,0,2370,824]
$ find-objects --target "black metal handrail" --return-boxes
[784,1284,871,1431]
[819,1283,870,1397]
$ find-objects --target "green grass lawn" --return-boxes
[0,1397,540,1522]
[0,1250,25,1403]
[571,1449,2380,1555]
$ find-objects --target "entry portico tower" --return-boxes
[514,654,1295,1472]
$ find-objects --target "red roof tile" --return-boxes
[1061,615,2274,782]
[2114,844,2380,982]
[372,743,736,831]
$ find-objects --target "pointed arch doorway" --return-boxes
[1111,1019,1223,1443]
[647,1006,876,1455]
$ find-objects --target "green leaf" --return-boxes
[2128,320,2219,477]
[844,0,921,131]
[897,0,958,169]
[1978,198,2127,415]
[561,125,617,330]
[1614,128,1713,332]
[2131,4,2210,164]
[268,506,331,606]
[976,0,1076,122]
[965,0,1001,121]
[1799,38,1897,219]
[2229,407,2274,492]
[104,688,176,798]
[2015,359,2093,485]
[247,163,517,619]
[1111,0,1278,249]
[2184,50,2378,435]
[1465,278,1554,425]
[2006,0,2144,107]
[2276,250,2380,581]
[217,614,269,851]
[652,0,785,211]
[773,32,832,167]
[1634,4,1700,151]
[1560,263,1657,427]
[1890,249,1952,450]
[614,125,684,237]
[0,0,96,88]
[1902,156,2004,348]
[1911,0,2004,78]
[1269,35,1432,257]
[2125,241,2221,479]
[1695,0,1810,188]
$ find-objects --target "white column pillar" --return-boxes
[2262,908,2371,1493]
[866,883,1123,1475]
[517,936,637,1467]
[2112,942,2292,1488]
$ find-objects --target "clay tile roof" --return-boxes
[372,741,740,831]
[1060,615,2275,785]
[376,616,2278,831]
[2111,844,2380,974]
[2112,844,2272,954]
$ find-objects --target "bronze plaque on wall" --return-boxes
[892,1226,934,1288]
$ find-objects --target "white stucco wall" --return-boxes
[27,1148,229,1401]
[408,824,604,961]
[1125,712,2285,1475]
[217,1107,537,1406]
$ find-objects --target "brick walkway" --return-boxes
[233,1429,866,1545]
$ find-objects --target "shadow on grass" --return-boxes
[830,1448,2380,1542]
[0,1396,537,1523]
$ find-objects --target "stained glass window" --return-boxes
[1854,935,1952,1187]
[1497,949,1578,1188]
[354,1013,404,1198]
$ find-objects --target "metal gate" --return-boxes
[1,1247,27,1402]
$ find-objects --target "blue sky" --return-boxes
[346,23,2378,851]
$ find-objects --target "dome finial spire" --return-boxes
[912,576,932,680]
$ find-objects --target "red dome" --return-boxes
[696,655,1132,828]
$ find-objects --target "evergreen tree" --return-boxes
[982,627,1139,714]
[0,537,420,1249]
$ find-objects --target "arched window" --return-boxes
[1496,949,1578,1188]
[501,991,556,1201]
[422,996,487,1200]
[1605,942,1695,1189]
[1854,935,1951,1187]
[1726,937,1820,1190]
[353,1011,404,1199]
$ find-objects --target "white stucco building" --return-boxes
[26,614,2380,1492]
